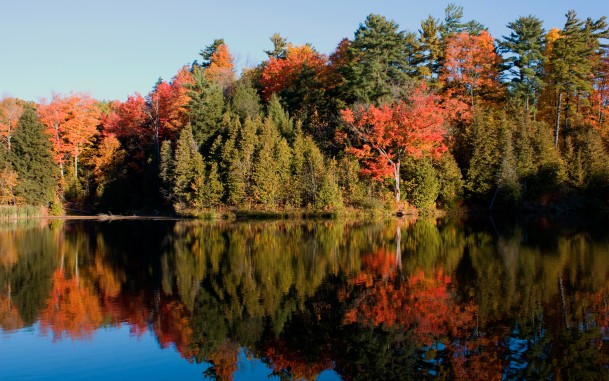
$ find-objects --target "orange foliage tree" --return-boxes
[440,30,502,113]
[38,93,100,181]
[0,97,24,150]
[259,43,328,101]
[340,83,447,202]
[204,43,235,90]
[148,67,193,148]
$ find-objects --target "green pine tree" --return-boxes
[172,125,206,211]
[341,14,412,104]
[500,16,546,113]
[266,94,294,140]
[410,158,440,210]
[231,77,261,121]
[10,107,58,206]
[252,118,280,208]
[187,66,225,149]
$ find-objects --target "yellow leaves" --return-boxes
[0,167,18,205]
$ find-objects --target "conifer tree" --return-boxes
[500,16,546,113]
[465,111,500,199]
[264,33,288,59]
[316,159,343,211]
[266,94,294,140]
[231,77,261,121]
[274,137,292,206]
[186,66,224,149]
[418,15,443,81]
[434,153,463,208]
[543,11,609,146]
[496,123,521,202]
[252,118,280,207]
[10,107,58,206]
[341,14,411,104]
[410,158,440,209]
[205,162,223,207]
[172,125,206,210]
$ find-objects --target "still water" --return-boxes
[0,216,608,380]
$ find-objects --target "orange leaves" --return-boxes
[38,93,100,169]
[259,43,328,101]
[440,30,502,110]
[204,44,235,87]
[40,269,103,341]
[154,299,197,360]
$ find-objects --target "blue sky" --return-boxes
[1,0,608,102]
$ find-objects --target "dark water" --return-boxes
[1,216,608,380]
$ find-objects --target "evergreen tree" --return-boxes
[10,107,57,206]
[205,162,223,207]
[220,117,245,205]
[530,121,564,195]
[159,139,174,203]
[252,118,280,207]
[186,66,225,149]
[582,129,609,191]
[500,16,546,113]
[440,3,485,39]
[496,122,521,203]
[316,159,344,212]
[341,14,411,104]
[465,111,500,200]
[199,38,225,68]
[231,77,261,121]
[274,137,292,206]
[172,125,206,210]
[434,153,463,208]
[264,33,288,59]
[410,158,440,209]
[299,136,327,208]
[543,11,609,146]
[266,94,294,140]
[418,15,443,81]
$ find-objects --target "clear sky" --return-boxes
[1,0,608,102]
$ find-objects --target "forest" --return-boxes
[1,4,608,216]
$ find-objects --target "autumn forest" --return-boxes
[1,5,609,216]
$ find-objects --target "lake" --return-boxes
[1,215,608,380]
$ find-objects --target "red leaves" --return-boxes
[103,94,148,142]
[340,83,447,182]
[149,66,194,142]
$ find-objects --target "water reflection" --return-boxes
[0,216,608,380]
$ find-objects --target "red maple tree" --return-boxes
[340,83,447,202]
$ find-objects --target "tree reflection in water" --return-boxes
[0,215,608,380]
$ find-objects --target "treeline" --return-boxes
[1,4,608,215]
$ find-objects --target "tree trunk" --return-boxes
[394,161,401,202]
[74,154,79,181]
[555,92,562,147]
